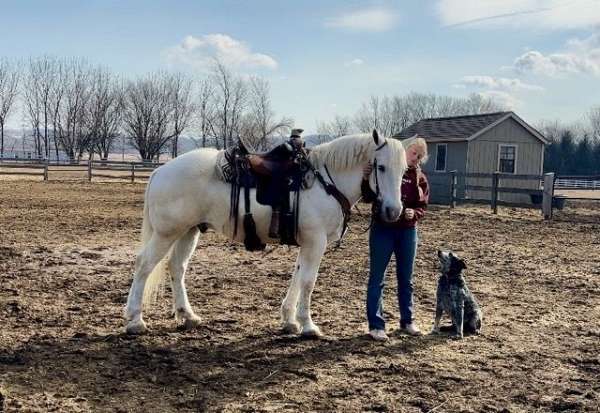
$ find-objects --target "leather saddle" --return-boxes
[247,143,297,177]
[224,140,307,249]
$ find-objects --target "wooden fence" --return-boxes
[0,158,161,182]
[0,161,48,180]
[88,160,160,182]
[2,158,595,220]
[429,170,557,219]
[554,175,600,202]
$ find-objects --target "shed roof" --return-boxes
[394,111,548,144]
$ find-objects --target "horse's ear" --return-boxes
[372,129,380,145]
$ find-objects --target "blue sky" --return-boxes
[1,0,599,133]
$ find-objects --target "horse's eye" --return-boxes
[377,165,386,172]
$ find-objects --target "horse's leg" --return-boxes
[168,227,201,330]
[125,233,177,334]
[295,234,327,337]
[281,255,302,334]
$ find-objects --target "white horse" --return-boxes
[124,130,407,337]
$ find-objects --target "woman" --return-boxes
[362,135,430,341]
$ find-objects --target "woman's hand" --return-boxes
[363,162,373,180]
[404,208,415,220]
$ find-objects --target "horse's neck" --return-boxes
[321,165,365,206]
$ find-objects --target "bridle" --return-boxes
[372,140,388,199]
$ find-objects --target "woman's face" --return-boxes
[406,145,425,167]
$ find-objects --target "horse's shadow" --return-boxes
[2,326,451,410]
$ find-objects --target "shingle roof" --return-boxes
[394,112,511,141]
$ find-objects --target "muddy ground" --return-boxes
[0,180,599,412]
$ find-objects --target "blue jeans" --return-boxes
[366,222,418,330]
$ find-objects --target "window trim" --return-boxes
[497,144,518,174]
[435,143,447,172]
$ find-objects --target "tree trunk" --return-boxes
[172,135,179,158]
[1,122,4,158]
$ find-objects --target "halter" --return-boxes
[372,140,388,199]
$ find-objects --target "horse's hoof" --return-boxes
[281,322,301,335]
[301,326,323,338]
[183,316,202,330]
[125,321,148,335]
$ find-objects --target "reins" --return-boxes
[299,149,352,245]
[302,138,389,246]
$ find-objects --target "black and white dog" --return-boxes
[432,250,482,338]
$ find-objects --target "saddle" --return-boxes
[222,137,308,251]
[247,143,297,176]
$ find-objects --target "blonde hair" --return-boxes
[402,134,429,166]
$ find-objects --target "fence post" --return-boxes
[131,163,135,183]
[491,172,500,214]
[542,172,555,220]
[43,159,49,181]
[88,159,92,182]
[450,170,457,208]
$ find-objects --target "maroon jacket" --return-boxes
[361,166,430,228]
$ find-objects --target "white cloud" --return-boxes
[344,58,364,67]
[325,7,399,32]
[458,75,544,91]
[164,34,277,70]
[435,0,600,30]
[512,32,600,76]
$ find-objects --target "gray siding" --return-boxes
[466,118,544,204]
[422,141,468,204]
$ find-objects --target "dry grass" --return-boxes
[0,180,599,412]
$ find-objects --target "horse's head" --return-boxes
[368,130,407,223]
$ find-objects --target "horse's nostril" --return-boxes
[385,206,398,221]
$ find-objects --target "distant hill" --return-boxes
[0,130,336,160]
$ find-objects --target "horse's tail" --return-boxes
[139,171,169,308]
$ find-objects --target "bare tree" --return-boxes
[352,92,507,136]
[209,60,248,149]
[122,71,188,161]
[54,59,92,160]
[239,76,292,151]
[316,114,354,138]
[193,77,215,148]
[29,56,62,159]
[462,93,505,114]
[23,61,43,157]
[169,72,195,158]
[586,105,600,142]
[353,95,397,137]
[0,58,21,158]
[49,60,68,160]
[85,68,123,159]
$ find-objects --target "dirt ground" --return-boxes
[0,180,599,413]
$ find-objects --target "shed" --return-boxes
[394,111,548,205]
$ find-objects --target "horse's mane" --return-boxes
[308,133,406,171]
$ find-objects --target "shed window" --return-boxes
[498,145,516,174]
[435,144,447,172]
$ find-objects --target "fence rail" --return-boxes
[429,170,555,217]
[88,160,161,182]
[555,177,600,190]
[0,158,162,182]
